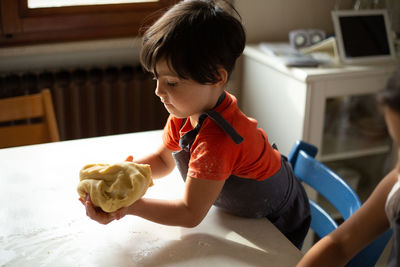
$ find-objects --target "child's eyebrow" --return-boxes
[157,72,179,78]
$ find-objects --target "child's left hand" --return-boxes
[79,194,128,224]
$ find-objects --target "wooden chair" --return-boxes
[0,89,60,148]
[288,140,392,267]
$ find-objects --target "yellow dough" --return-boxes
[77,162,153,212]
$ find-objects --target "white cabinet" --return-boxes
[241,44,398,203]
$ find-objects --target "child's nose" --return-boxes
[155,81,164,97]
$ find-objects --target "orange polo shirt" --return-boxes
[163,92,281,181]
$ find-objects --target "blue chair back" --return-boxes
[308,199,338,239]
[288,140,392,267]
[294,150,362,221]
[288,140,318,167]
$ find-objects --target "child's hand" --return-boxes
[79,194,128,224]
[125,155,134,162]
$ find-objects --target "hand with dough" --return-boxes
[78,161,153,217]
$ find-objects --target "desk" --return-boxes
[0,130,302,266]
[241,46,398,250]
[241,44,397,193]
[242,44,398,159]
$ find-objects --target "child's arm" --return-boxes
[82,142,225,227]
[297,168,398,267]
[83,175,225,227]
[124,176,225,227]
[133,144,176,179]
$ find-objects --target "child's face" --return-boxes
[154,60,222,120]
[385,107,400,147]
[384,106,400,172]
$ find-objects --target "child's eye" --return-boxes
[167,81,177,87]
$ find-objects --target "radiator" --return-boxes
[0,66,169,140]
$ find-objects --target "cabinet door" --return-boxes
[313,72,395,208]
[241,56,308,156]
[322,94,391,161]
[310,72,393,162]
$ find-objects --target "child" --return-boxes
[81,0,310,249]
[297,68,400,266]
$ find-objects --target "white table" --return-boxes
[0,130,302,266]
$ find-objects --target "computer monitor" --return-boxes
[331,9,396,64]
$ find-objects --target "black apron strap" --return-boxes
[204,110,243,145]
[178,92,244,151]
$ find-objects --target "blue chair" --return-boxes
[288,140,392,267]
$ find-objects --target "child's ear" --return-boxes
[215,68,228,87]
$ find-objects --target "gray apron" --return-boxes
[172,94,310,249]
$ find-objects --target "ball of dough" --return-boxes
[77,162,153,212]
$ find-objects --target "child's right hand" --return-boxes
[80,194,117,225]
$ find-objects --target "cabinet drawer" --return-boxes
[318,73,390,97]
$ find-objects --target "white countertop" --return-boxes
[0,130,302,266]
[244,44,398,83]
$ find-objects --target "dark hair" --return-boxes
[377,68,400,112]
[140,0,246,84]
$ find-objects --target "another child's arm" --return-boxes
[297,168,398,267]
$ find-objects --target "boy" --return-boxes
[82,0,310,249]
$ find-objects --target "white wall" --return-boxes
[226,0,354,97]
[0,1,353,74]
[236,0,353,43]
